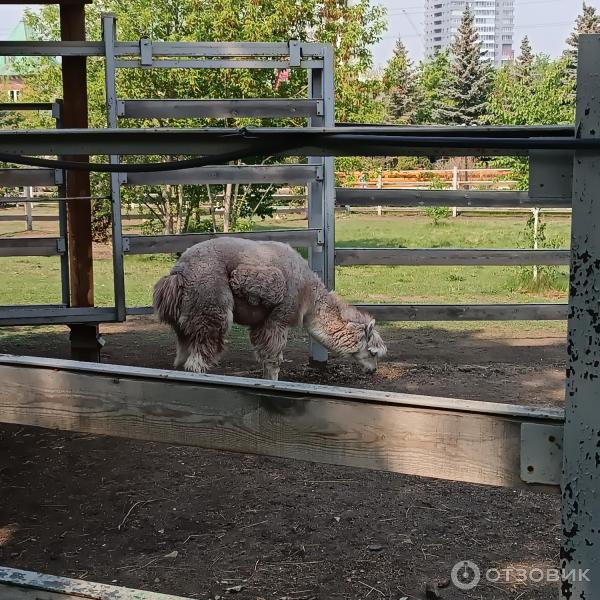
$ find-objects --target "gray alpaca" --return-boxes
[153,237,387,380]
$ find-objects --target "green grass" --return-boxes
[0,214,571,313]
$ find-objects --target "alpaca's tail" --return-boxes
[153,271,184,326]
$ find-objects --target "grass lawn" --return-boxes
[0,213,571,315]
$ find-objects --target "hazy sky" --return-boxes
[1,1,598,67]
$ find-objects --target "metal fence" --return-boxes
[1,23,600,600]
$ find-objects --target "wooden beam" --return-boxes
[59,2,101,362]
[0,566,190,600]
[0,355,563,490]
[60,3,93,308]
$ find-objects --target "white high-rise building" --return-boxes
[425,0,514,67]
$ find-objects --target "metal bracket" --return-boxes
[118,172,128,185]
[51,102,62,120]
[529,150,573,199]
[520,422,563,485]
[54,170,64,185]
[56,238,67,255]
[122,237,130,253]
[116,100,126,117]
[315,100,324,116]
[139,38,153,67]
[288,40,301,67]
[315,165,324,182]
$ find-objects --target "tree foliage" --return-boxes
[565,2,600,80]
[433,7,492,125]
[19,0,385,235]
[382,39,417,124]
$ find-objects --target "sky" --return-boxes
[1,0,598,67]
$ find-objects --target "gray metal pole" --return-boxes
[560,33,600,600]
[102,13,127,322]
[307,52,328,364]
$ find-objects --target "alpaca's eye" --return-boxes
[369,349,378,357]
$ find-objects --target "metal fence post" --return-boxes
[307,44,334,364]
[560,33,600,600]
[102,13,126,322]
[452,165,459,217]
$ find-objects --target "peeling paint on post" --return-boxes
[561,34,600,600]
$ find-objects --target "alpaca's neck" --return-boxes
[303,285,351,352]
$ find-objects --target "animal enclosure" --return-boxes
[0,12,599,600]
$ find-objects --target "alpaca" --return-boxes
[153,237,387,380]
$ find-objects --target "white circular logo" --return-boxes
[451,560,481,591]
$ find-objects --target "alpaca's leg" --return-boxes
[173,334,190,370]
[250,321,288,381]
[183,301,234,374]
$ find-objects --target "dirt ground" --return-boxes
[0,319,566,599]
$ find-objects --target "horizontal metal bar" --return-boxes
[0,237,64,257]
[333,125,574,138]
[0,566,192,600]
[0,41,105,56]
[115,59,323,69]
[357,303,569,321]
[0,128,582,158]
[0,306,118,326]
[0,168,58,187]
[0,40,327,58]
[124,229,321,254]
[335,188,572,208]
[119,99,323,119]
[0,355,563,489]
[125,165,321,185]
[336,248,571,266]
[0,215,58,222]
[0,102,55,111]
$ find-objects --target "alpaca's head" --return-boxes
[337,306,387,374]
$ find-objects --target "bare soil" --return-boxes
[0,319,566,599]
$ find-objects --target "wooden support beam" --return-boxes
[0,355,564,491]
[59,2,101,362]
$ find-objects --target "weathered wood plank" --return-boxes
[335,188,572,208]
[0,356,563,489]
[336,248,571,266]
[358,303,568,321]
[0,566,191,600]
[124,229,320,254]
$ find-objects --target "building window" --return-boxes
[8,89,20,102]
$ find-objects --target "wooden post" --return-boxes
[59,1,102,361]
[377,171,382,216]
[23,186,32,231]
[452,165,459,217]
[532,207,540,282]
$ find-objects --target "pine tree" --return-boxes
[433,7,492,125]
[382,39,418,123]
[516,36,534,84]
[565,3,600,78]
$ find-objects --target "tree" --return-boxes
[516,36,534,84]
[413,50,450,124]
[20,0,386,235]
[382,39,417,124]
[565,2,600,79]
[433,7,491,125]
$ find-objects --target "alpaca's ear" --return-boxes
[366,319,376,337]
